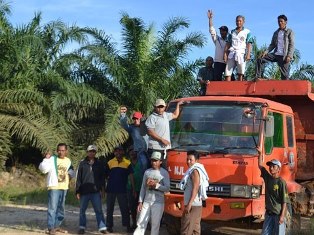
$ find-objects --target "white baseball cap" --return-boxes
[151,151,162,160]
[87,145,97,152]
[266,159,281,168]
[154,99,166,107]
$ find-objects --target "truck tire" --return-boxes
[285,203,301,235]
[164,213,181,235]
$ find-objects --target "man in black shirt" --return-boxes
[258,155,289,235]
[76,145,107,234]
[197,56,214,96]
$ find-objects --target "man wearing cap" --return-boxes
[105,146,135,233]
[255,15,294,80]
[120,106,148,172]
[145,99,184,168]
[75,145,107,234]
[258,156,289,235]
[134,151,170,235]
[208,10,230,81]
[196,56,214,95]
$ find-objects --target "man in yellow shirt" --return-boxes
[39,143,75,235]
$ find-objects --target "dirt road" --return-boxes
[0,204,312,235]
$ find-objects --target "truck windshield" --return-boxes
[169,101,262,155]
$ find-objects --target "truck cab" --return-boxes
[164,80,314,233]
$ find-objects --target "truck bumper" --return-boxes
[164,194,265,221]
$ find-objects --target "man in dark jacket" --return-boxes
[76,145,107,234]
[256,15,294,80]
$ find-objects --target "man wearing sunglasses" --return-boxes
[145,98,184,168]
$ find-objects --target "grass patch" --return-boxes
[0,185,79,206]
[0,166,79,207]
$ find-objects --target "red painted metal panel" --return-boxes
[205,80,312,96]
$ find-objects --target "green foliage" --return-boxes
[77,13,205,116]
[245,37,310,81]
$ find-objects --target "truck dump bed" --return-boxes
[206,80,314,180]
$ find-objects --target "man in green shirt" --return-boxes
[127,146,143,229]
[258,157,289,235]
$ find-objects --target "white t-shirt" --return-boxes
[209,26,227,64]
[145,112,173,150]
[275,30,285,56]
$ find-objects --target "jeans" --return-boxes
[47,189,67,229]
[106,193,130,229]
[261,212,285,235]
[137,151,148,174]
[79,192,106,231]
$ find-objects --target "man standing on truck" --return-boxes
[224,15,253,81]
[255,15,294,80]
[145,99,184,168]
[258,155,289,235]
[207,10,229,81]
[180,150,209,235]
[196,56,214,96]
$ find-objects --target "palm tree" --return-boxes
[0,89,70,168]
[291,64,314,81]
[0,2,129,168]
[77,13,205,116]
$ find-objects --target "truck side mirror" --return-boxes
[264,115,274,137]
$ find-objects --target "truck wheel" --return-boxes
[164,213,181,235]
[285,203,301,235]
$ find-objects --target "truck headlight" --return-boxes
[230,185,261,198]
[251,186,261,198]
[231,185,250,198]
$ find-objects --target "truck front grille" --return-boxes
[170,180,231,197]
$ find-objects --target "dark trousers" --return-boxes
[256,53,290,80]
[213,62,226,81]
[106,192,130,228]
[213,62,235,81]
[127,189,139,226]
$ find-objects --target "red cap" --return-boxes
[133,112,143,119]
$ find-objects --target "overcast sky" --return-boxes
[9,0,314,65]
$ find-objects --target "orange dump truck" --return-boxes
[164,80,314,234]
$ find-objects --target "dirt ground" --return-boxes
[0,203,312,235]
[0,203,154,235]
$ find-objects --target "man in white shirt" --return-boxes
[255,15,294,80]
[207,10,230,81]
[224,15,253,81]
[145,99,184,168]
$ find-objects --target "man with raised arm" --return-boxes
[208,10,230,81]
[258,152,289,235]
[39,143,75,235]
[145,99,184,168]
